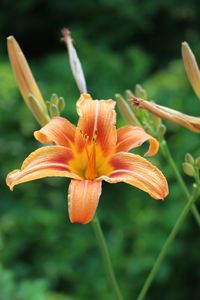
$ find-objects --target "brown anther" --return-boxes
[84,134,89,141]
[92,129,98,143]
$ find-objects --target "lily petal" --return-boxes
[116,125,159,156]
[68,179,102,224]
[99,152,168,200]
[6,146,81,190]
[34,116,76,147]
[75,93,117,155]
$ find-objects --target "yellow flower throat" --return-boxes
[81,129,98,180]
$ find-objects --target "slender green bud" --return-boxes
[58,97,65,112]
[61,28,87,93]
[185,153,194,164]
[115,93,141,126]
[195,157,200,168]
[151,113,161,128]
[49,103,60,117]
[28,94,50,126]
[50,93,59,105]
[46,101,51,111]
[182,162,195,177]
[125,89,134,101]
[135,84,147,99]
[156,124,166,138]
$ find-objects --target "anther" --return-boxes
[92,129,98,143]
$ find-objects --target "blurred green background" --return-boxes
[1,1,200,299]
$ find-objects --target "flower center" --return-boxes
[80,129,97,180]
[69,129,113,180]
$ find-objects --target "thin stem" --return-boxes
[136,188,200,300]
[160,139,200,227]
[92,216,123,300]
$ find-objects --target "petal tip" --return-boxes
[6,170,19,191]
[68,180,102,225]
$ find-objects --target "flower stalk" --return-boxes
[160,139,200,227]
[136,187,200,300]
[92,217,123,300]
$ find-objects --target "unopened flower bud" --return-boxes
[28,95,50,126]
[156,124,166,138]
[135,84,147,99]
[46,101,51,111]
[58,97,65,112]
[151,114,161,128]
[49,103,60,117]
[115,93,141,126]
[61,28,87,93]
[195,157,200,168]
[185,153,194,164]
[182,42,200,99]
[50,93,59,105]
[7,36,48,117]
[182,162,195,177]
[131,97,200,133]
[125,89,134,101]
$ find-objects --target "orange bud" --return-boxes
[131,97,200,133]
[182,42,200,99]
[7,36,49,125]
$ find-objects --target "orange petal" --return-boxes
[98,152,168,200]
[34,116,76,147]
[75,93,117,155]
[6,146,81,190]
[116,125,159,156]
[68,179,102,224]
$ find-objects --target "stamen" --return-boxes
[93,129,97,142]
[85,129,98,180]
[79,128,90,159]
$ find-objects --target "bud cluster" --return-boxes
[115,84,166,140]
[46,94,65,118]
[183,153,200,186]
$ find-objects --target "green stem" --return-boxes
[160,139,200,227]
[136,188,200,300]
[92,216,123,300]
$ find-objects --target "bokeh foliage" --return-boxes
[1,1,200,299]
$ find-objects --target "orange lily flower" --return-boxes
[6,93,168,224]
